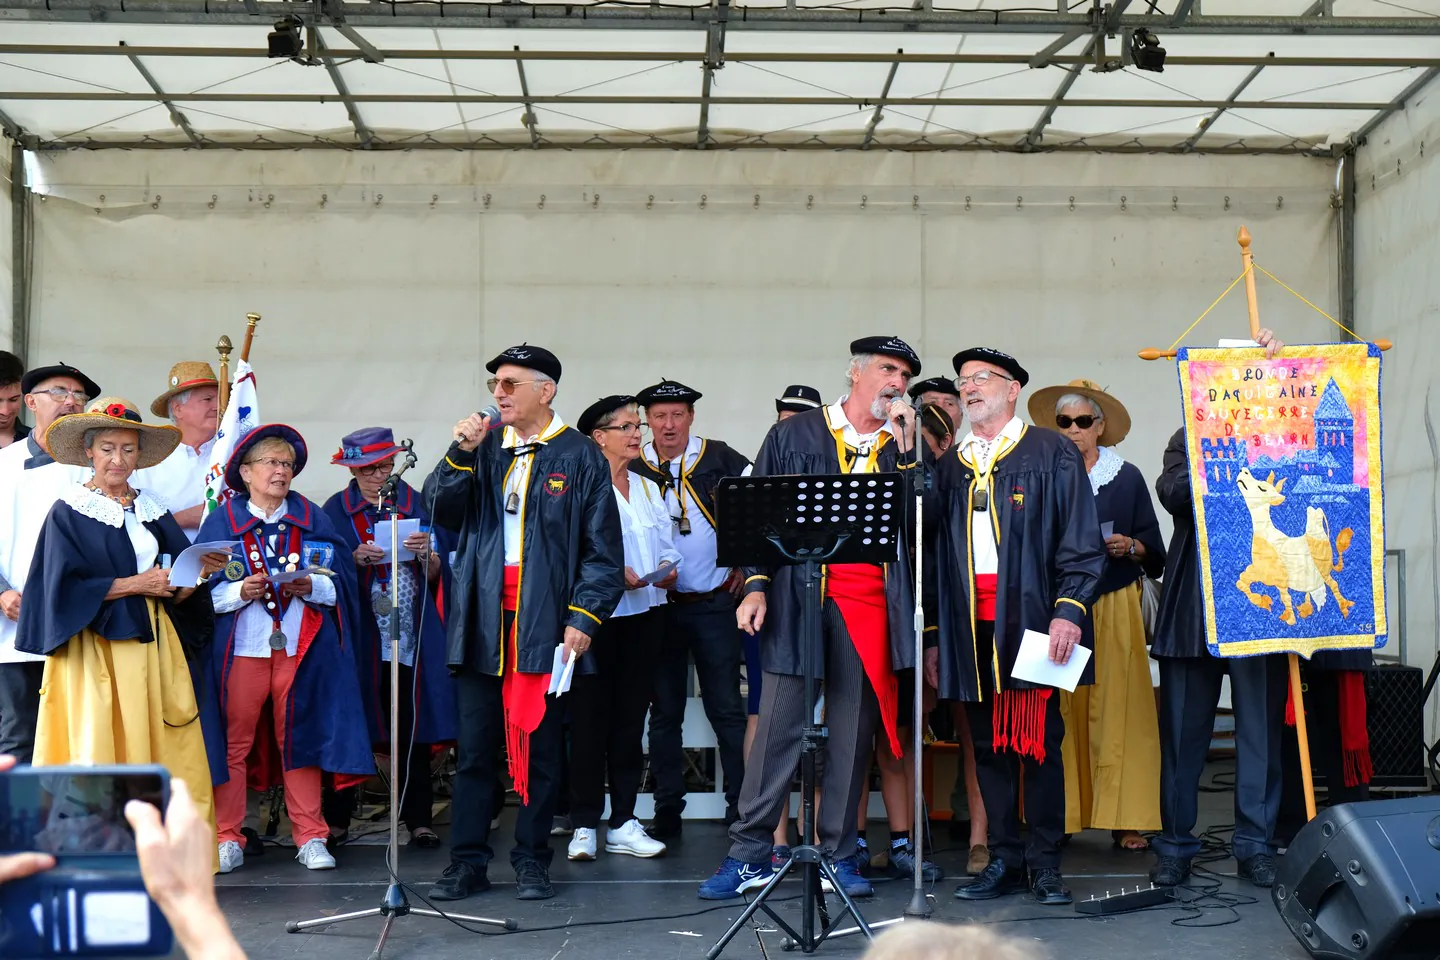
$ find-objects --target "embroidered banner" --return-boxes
[1177,342,1386,658]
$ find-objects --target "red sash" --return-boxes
[825,563,901,759]
[974,574,997,622]
[1285,669,1372,787]
[502,565,551,805]
[241,524,303,639]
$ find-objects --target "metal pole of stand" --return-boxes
[286,446,516,954]
[905,437,932,919]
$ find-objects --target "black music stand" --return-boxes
[706,473,900,958]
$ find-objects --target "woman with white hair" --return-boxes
[17,398,226,834]
[1028,379,1164,853]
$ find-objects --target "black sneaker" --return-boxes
[649,810,683,841]
[241,827,265,857]
[515,859,555,900]
[1238,853,1276,888]
[1030,868,1072,906]
[954,857,1026,901]
[1149,855,1192,887]
[429,861,489,901]
[886,843,945,883]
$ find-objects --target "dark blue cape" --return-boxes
[194,493,374,786]
[17,497,212,657]
[322,479,458,745]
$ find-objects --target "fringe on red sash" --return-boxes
[825,564,901,759]
[1283,669,1371,788]
[993,687,1052,763]
[501,565,550,806]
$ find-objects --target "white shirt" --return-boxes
[641,436,752,594]
[134,435,217,541]
[500,413,568,566]
[958,416,1026,577]
[0,438,92,664]
[613,474,684,618]
[825,399,898,474]
[211,500,337,659]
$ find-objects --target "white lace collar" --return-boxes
[1089,445,1124,496]
[62,485,168,528]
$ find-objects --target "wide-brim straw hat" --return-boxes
[46,397,182,469]
[150,361,220,419]
[1027,378,1132,447]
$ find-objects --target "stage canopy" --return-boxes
[1,0,1439,153]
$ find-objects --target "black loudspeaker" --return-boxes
[1302,663,1428,789]
[1273,796,1440,960]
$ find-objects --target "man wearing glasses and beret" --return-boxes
[426,344,623,903]
[0,362,100,762]
[924,347,1106,907]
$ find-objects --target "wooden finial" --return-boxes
[1138,348,1179,361]
[1375,339,1392,351]
[1238,225,1252,250]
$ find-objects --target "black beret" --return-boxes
[486,344,562,383]
[577,395,637,437]
[775,384,823,414]
[907,376,959,400]
[637,379,702,407]
[21,362,102,399]
[951,347,1029,387]
[849,336,921,377]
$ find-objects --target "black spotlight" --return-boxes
[1130,27,1166,73]
[267,16,304,59]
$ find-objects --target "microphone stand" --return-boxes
[286,440,516,958]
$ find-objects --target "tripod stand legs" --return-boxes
[287,881,516,959]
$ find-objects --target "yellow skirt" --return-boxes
[32,598,216,841]
[1059,581,1161,833]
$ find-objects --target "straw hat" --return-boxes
[46,397,182,469]
[1026,378,1132,447]
[150,361,220,419]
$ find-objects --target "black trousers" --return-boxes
[1154,653,1285,862]
[0,661,44,764]
[570,608,662,829]
[450,612,567,870]
[964,621,1067,872]
[1276,670,1368,846]
[649,592,748,815]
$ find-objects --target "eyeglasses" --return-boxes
[1056,414,1100,430]
[487,377,540,395]
[246,457,296,472]
[355,461,393,477]
[598,423,647,436]
[953,370,1014,389]
[32,387,90,403]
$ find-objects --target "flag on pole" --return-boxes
[204,359,260,516]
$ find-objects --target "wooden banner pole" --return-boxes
[216,334,233,428]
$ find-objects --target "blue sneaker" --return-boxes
[771,845,792,874]
[699,857,771,900]
[827,853,874,898]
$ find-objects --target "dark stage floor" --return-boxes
[214,764,1312,960]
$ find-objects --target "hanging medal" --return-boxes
[350,508,396,617]
[241,521,303,653]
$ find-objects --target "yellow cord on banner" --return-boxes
[1252,262,1365,341]
[1165,263,1253,353]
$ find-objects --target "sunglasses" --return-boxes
[487,377,540,395]
[1056,414,1100,430]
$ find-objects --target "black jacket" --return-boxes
[739,406,918,678]
[1151,428,1208,659]
[925,424,1106,701]
[428,423,623,675]
[631,438,751,532]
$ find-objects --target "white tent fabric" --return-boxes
[1356,84,1440,744]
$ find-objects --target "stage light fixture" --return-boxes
[267,17,305,59]
[1130,28,1166,73]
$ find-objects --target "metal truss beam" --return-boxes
[314,29,373,146]
[861,50,901,149]
[514,45,540,148]
[1171,0,1199,29]
[1181,56,1267,152]
[2,1,1438,35]
[697,0,729,149]
[1,45,1436,70]
[0,104,22,140]
[120,39,203,146]
[1350,65,1440,147]
[0,92,1392,109]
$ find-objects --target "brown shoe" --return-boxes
[967,844,990,876]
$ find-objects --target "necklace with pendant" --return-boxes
[87,482,135,506]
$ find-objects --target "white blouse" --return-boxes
[613,474,683,618]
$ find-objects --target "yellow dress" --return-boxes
[32,597,216,839]
[1059,580,1161,834]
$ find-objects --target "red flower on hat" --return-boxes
[105,402,128,418]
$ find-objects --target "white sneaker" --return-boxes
[605,819,667,858]
[568,827,597,861]
[218,841,244,875]
[295,837,337,871]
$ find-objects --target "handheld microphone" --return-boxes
[479,405,501,427]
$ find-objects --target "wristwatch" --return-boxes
[1127,537,1137,559]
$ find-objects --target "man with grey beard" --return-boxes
[699,336,922,901]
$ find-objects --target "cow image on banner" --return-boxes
[1176,341,1386,659]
